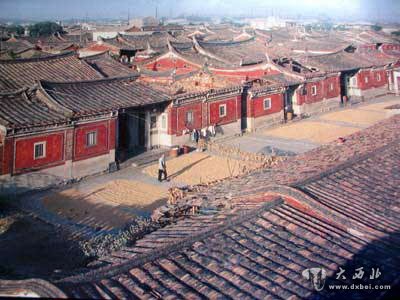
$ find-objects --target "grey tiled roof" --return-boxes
[0,52,103,93]
[40,75,170,115]
[0,89,67,128]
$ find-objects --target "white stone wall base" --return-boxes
[0,151,115,196]
[294,96,341,116]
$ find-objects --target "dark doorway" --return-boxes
[138,112,146,147]
[117,110,146,162]
[284,85,297,120]
[241,85,249,131]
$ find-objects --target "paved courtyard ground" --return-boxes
[223,96,400,155]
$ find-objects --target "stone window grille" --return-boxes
[86,131,97,147]
[34,142,46,159]
[219,104,227,117]
[263,98,272,110]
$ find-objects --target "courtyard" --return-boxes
[223,96,400,155]
[16,95,400,234]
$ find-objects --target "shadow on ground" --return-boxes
[0,206,91,280]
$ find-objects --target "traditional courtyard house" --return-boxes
[0,36,43,60]
[136,35,284,82]
[78,40,120,58]
[269,56,341,117]
[192,36,280,79]
[245,79,287,131]
[98,36,138,62]
[136,41,202,74]
[0,51,103,93]
[0,87,117,193]
[139,71,243,145]
[39,75,170,162]
[82,51,137,78]
[293,48,395,103]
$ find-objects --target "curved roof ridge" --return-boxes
[40,73,139,87]
[199,36,255,47]
[0,279,67,298]
[80,50,110,60]
[0,51,76,64]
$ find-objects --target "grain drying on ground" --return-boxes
[143,152,261,185]
[263,121,359,144]
[42,180,167,230]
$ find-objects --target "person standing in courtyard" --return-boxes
[158,154,167,182]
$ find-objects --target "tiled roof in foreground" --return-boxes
[0,52,103,93]
[46,114,400,299]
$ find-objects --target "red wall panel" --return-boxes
[250,93,283,118]
[296,76,340,106]
[175,102,202,134]
[209,98,238,125]
[74,121,109,161]
[108,119,116,150]
[357,70,388,90]
[325,76,341,99]
[14,132,64,172]
[144,57,199,73]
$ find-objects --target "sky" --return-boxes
[0,0,399,22]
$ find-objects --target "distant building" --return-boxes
[246,17,286,30]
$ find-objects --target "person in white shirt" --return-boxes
[158,154,167,182]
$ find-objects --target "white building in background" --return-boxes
[129,18,144,28]
[246,16,286,30]
[91,25,132,41]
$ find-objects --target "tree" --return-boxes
[28,21,64,37]
[391,30,400,36]
[6,24,25,36]
[371,24,382,31]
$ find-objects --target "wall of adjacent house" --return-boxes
[74,120,111,161]
[170,102,203,136]
[14,132,65,174]
[167,95,242,145]
[296,76,341,106]
[248,93,283,118]
[246,92,284,131]
[1,118,116,177]
[381,44,400,51]
[209,97,240,126]
[357,69,388,90]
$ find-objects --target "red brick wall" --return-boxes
[170,96,241,136]
[14,132,64,173]
[212,68,280,79]
[2,137,14,175]
[144,57,199,73]
[174,102,203,135]
[381,44,400,51]
[357,69,388,90]
[325,76,341,99]
[296,76,340,105]
[108,118,116,150]
[74,121,109,161]
[209,97,239,125]
[249,93,283,118]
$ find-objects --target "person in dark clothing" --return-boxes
[158,154,167,182]
[194,129,199,144]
